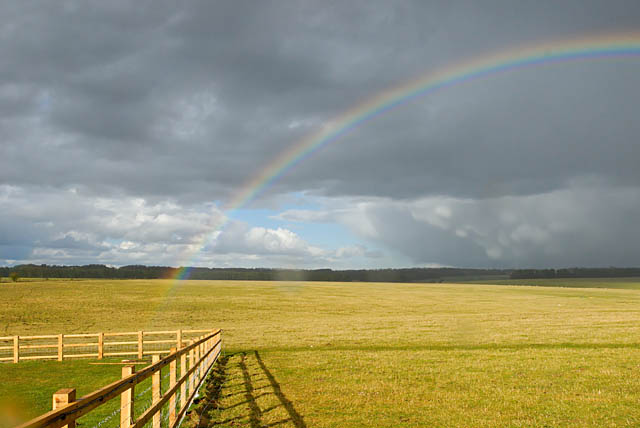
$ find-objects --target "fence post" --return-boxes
[180,348,187,411]
[137,331,143,359]
[120,364,135,428]
[169,347,177,427]
[176,329,182,349]
[195,337,200,382]
[98,332,104,359]
[201,335,206,374]
[206,336,211,368]
[53,388,76,428]
[189,342,195,396]
[13,336,19,363]
[58,334,64,361]
[152,355,161,428]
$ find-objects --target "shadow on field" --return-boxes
[185,351,307,428]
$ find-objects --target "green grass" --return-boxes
[1,279,640,427]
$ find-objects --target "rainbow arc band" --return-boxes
[171,32,640,280]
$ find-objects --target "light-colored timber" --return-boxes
[16,330,221,428]
[1,329,213,364]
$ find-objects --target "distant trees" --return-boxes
[510,267,640,279]
[0,264,638,282]
[9,272,19,282]
[0,264,515,282]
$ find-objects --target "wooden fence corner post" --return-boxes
[98,332,104,360]
[152,355,161,428]
[137,331,143,359]
[13,336,19,364]
[120,364,136,428]
[53,388,76,428]
[176,329,182,349]
[58,334,64,361]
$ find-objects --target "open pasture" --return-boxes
[1,279,640,427]
[467,277,640,290]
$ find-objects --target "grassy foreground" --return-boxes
[1,279,640,427]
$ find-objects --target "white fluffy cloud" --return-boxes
[0,185,381,268]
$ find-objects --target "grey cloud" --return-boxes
[2,1,639,202]
[286,181,640,268]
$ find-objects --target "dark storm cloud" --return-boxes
[2,1,640,267]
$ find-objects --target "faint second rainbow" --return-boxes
[172,32,640,279]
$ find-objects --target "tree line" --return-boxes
[1,264,638,282]
[509,267,640,279]
[0,264,509,282]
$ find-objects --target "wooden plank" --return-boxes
[98,333,104,360]
[88,362,147,366]
[195,339,200,384]
[103,341,138,346]
[103,332,138,337]
[120,365,135,428]
[64,334,100,338]
[144,339,176,345]
[137,332,143,359]
[13,336,19,363]
[62,354,100,359]
[180,351,187,410]
[103,352,139,357]
[19,355,58,361]
[151,355,161,428]
[19,335,58,340]
[141,340,175,345]
[58,334,63,361]
[169,348,177,426]
[189,344,195,393]
[19,344,58,350]
[63,343,98,348]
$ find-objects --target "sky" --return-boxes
[1,1,640,269]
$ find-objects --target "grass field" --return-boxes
[1,279,640,427]
[467,277,640,289]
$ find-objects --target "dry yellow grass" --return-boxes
[1,279,640,427]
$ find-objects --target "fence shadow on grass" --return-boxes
[187,351,307,428]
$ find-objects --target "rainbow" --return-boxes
[171,32,640,280]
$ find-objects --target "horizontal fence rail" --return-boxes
[16,329,222,428]
[0,329,212,363]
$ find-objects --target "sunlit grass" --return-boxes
[1,279,640,426]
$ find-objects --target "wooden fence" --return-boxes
[0,329,212,363]
[16,329,222,428]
